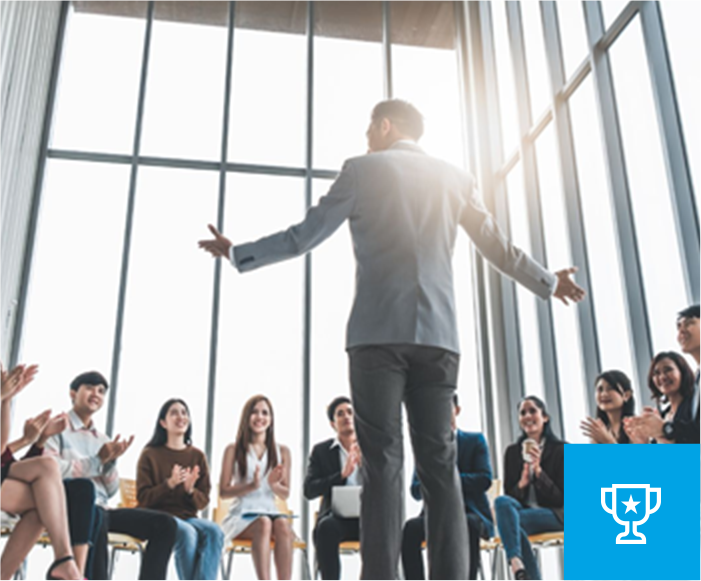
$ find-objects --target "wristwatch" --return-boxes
[662,420,675,440]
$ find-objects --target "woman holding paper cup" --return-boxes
[219,395,294,580]
[494,396,564,580]
[580,370,635,443]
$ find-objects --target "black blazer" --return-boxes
[304,439,352,523]
[503,439,564,523]
[665,384,700,443]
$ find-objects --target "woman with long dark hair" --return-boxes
[580,370,635,443]
[136,399,223,580]
[494,396,564,580]
[219,395,294,580]
[624,351,699,444]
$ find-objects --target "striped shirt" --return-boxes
[44,410,119,506]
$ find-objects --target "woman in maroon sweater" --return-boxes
[136,398,224,580]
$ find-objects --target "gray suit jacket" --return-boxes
[232,141,556,353]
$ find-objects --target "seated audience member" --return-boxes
[624,351,699,444]
[580,370,635,443]
[44,371,177,580]
[5,410,95,573]
[137,399,224,580]
[494,396,564,581]
[220,395,294,581]
[401,394,494,580]
[625,305,701,444]
[304,396,361,580]
[1,364,83,580]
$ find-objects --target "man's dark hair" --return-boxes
[70,371,109,392]
[327,396,352,422]
[371,99,424,141]
[453,393,459,407]
[677,304,700,320]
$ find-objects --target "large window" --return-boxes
[13,3,481,579]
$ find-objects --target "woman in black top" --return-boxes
[494,396,564,580]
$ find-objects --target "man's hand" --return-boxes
[341,445,361,479]
[198,224,233,259]
[552,267,586,306]
[183,465,201,494]
[36,413,69,447]
[98,434,135,465]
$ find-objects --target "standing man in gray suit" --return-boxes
[199,100,585,579]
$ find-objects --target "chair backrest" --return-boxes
[119,478,138,509]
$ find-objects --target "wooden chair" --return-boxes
[213,494,311,580]
[107,478,146,579]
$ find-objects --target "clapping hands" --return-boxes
[1,363,39,402]
[98,434,135,465]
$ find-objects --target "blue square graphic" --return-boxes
[565,444,700,580]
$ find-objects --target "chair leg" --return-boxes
[491,547,499,581]
[225,550,234,581]
[477,554,485,580]
[108,547,118,580]
[298,548,311,580]
[220,555,228,581]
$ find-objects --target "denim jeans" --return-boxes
[173,517,225,580]
[494,496,562,580]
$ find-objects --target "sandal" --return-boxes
[46,555,75,580]
[514,568,529,580]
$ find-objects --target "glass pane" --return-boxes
[505,163,545,401]
[213,174,305,557]
[228,2,307,167]
[13,160,129,438]
[140,2,229,160]
[50,3,146,153]
[535,124,588,442]
[570,77,638,395]
[660,0,701,213]
[114,167,218,480]
[602,0,629,29]
[391,2,465,167]
[492,0,520,156]
[520,0,552,121]
[557,0,589,80]
[610,17,688,353]
[313,2,383,170]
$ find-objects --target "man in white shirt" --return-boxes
[304,396,361,579]
[44,371,177,579]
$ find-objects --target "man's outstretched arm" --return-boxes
[199,161,357,271]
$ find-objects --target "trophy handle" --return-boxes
[601,487,614,514]
[648,487,661,514]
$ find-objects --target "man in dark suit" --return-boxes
[200,99,584,579]
[401,394,493,580]
[304,396,361,579]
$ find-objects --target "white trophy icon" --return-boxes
[601,484,661,544]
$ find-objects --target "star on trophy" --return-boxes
[601,484,661,544]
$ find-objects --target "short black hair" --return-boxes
[453,393,459,407]
[677,305,700,320]
[327,396,352,422]
[70,371,109,392]
[371,99,424,141]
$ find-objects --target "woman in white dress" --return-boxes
[220,395,294,580]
